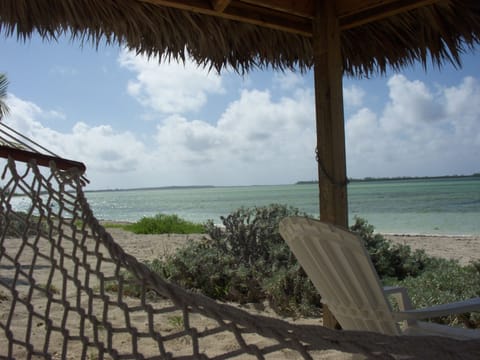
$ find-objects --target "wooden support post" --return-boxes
[313,0,348,329]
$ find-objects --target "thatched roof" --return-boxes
[0,0,479,75]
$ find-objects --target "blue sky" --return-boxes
[1,33,479,190]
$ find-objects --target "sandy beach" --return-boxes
[1,227,479,359]
[384,234,480,266]
[3,225,477,267]
[103,227,480,266]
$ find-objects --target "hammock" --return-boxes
[0,124,478,359]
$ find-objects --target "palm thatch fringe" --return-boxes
[0,0,479,75]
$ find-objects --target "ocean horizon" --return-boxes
[10,177,480,236]
[84,174,480,193]
[82,177,479,236]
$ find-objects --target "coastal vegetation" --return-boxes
[0,211,48,237]
[154,204,321,315]
[5,207,477,328]
[351,217,480,328]
[388,259,480,328]
[108,205,480,328]
[122,213,205,234]
[296,173,480,184]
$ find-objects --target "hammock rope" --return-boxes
[0,131,478,359]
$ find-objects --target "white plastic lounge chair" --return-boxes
[279,216,480,339]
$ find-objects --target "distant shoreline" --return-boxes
[296,174,480,185]
[85,174,480,193]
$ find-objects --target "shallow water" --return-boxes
[10,177,480,235]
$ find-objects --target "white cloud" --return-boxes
[443,76,480,142]
[118,50,224,115]
[154,115,223,164]
[273,72,305,91]
[3,73,479,190]
[382,75,445,133]
[346,75,480,178]
[65,122,145,173]
[45,110,67,120]
[3,95,44,136]
[343,85,365,108]
[150,88,317,185]
[4,94,146,183]
[2,85,317,189]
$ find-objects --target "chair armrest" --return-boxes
[383,286,406,296]
[383,286,414,311]
[383,286,417,326]
[383,285,401,294]
[392,297,480,321]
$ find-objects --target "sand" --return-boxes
[3,227,477,273]
[104,227,480,266]
[384,234,480,266]
[1,227,479,359]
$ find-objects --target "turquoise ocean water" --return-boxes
[9,177,480,235]
[80,177,480,236]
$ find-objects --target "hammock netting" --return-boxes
[0,155,479,359]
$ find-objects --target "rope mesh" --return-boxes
[0,157,479,359]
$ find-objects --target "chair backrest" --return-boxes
[279,217,401,335]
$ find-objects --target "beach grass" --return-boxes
[122,214,205,234]
[101,222,127,229]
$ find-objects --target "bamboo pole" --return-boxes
[313,0,348,329]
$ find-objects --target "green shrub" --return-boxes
[124,214,205,234]
[104,267,165,300]
[154,240,242,300]
[350,217,431,280]
[351,218,480,329]
[205,204,303,265]
[158,204,321,316]
[101,222,126,229]
[106,210,479,326]
[262,263,321,317]
[386,259,480,328]
[0,211,49,237]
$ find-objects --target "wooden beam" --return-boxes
[241,0,440,22]
[239,0,314,19]
[226,1,311,34]
[140,0,442,36]
[140,0,312,36]
[338,0,442,30]
[313,0,348,330]
[210,0,231,12]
